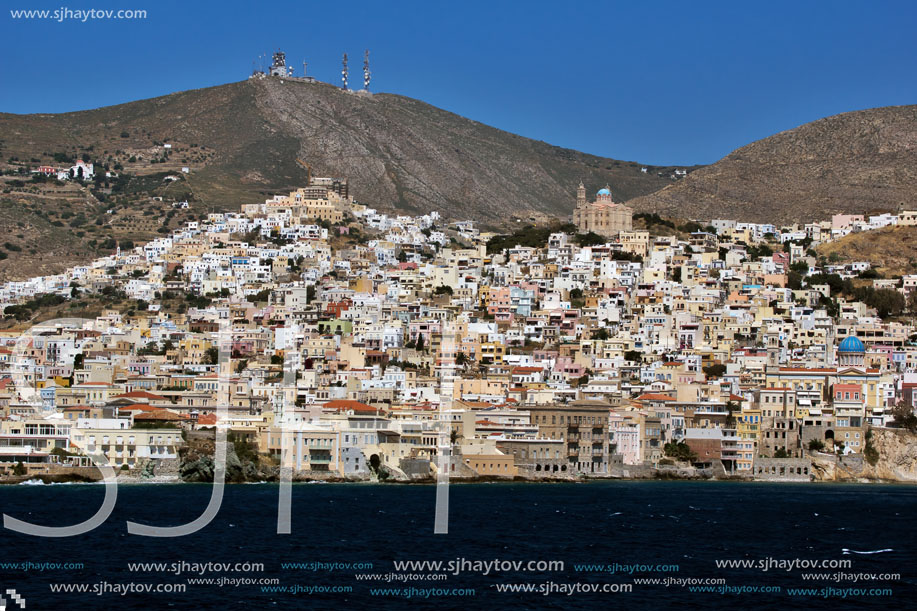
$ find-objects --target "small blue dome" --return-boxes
[597,188,611,196]
[838,336,865,353]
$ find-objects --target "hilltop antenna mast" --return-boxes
[363,49,371,91]
[302,60,307,78]
[341,53,349,90]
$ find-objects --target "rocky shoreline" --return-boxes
[5,428,915,486]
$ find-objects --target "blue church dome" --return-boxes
[597,188,611,196]
[838,336,865,353]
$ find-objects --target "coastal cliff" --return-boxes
[810,428,917,483]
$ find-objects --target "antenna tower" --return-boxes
[341,53,349,90]
[363,50,371,90]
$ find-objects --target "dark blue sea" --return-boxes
[0,481,913,609]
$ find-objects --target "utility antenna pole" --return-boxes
[341,53,349,90]
[302,60,307,78]
[363,49,371,91]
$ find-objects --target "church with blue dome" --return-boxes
[572,182,633,236]
[837,335,866,368]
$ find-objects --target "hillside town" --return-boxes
[1,176,917,483]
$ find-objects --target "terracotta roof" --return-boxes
[635,393,677,402]
[134,409,187,421]
[323,399,379,414]
[512,367,543,374]
[119,403,159,412]
[113,391,164,400]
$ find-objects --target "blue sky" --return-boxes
[1,0,915,165]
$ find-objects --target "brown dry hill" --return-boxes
[817,225,917,277]
[0,78,692,280]
[0,78,685,220]
[628,105,917,224]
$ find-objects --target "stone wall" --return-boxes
[753,457,813,481]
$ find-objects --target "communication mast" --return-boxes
[270,50,291,77]
[363,50,371,91]
[341,53,349,90]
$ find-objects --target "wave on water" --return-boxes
[842,548,893,555]
[17,480,83,486]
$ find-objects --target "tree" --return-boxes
[13,461,26,476]
[703,363,727,379]
[808,439,825,452]
[890,402,917,433]
[204,347,220,365]
[433,285,453,296]
[415,334,425,352]
[455,352,468,367]
[574,232,605,247]
[774,448,790,458]
[724,401,738,428]
[864,429,879,466]
[663,441,696,462]
[870,288,905,318]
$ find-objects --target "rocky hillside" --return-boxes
[817,225,917,276]
[810,428,917,482]
[0,79,681,221]
[628,105,917,223]
[0,78,692,280]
